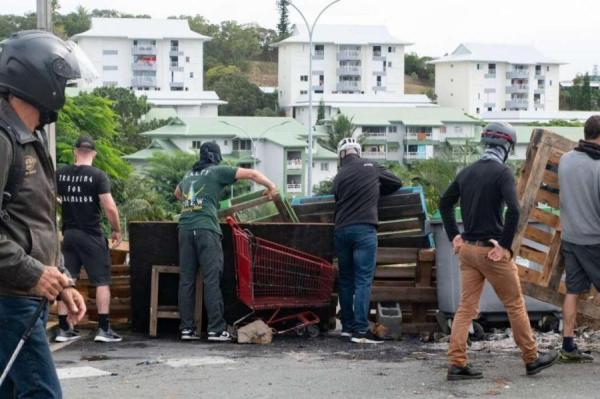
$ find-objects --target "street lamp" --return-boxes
[287,0,342,196]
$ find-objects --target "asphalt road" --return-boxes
[51,332,600,399]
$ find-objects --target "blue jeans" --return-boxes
[0,296,61,399]
[334,224,378,334]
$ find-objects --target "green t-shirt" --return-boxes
[178,165,238,234]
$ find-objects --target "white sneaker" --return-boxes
[340,331,352,338]
[55,328,81,342]
[94,327,123,343]
[207,331,232,342]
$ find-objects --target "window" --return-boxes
[389,126,397,133]
[300,90,308,95]
[300,75,308,82]
[476,63,480,70]
[103,65,118,70]
[388,62,392,68]
[171,40,179,47]
[476,107,480,114]
[103,49,118,55]
[186,56,190,63]
[388,46,394,53]
[315,44,324,52]
[191,140,202,149]
[376,76,382,86]
[224,140,228,146]
[133,40,138,45]
[454,126,463,134]
[170,56,178,67]
[233,139,252,151]
[440,126,447,133]
[547,66,550,72]
[549,80,553,86]
[487,107,492,112]
[190,72,194,78]
[320,162,329,171]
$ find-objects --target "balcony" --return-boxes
[535,73,545,80]
[373,70,386,76]
[232,150,253,158]
[287,159,302,170]
[132,45,156,55]
[312,50,324,60]
[505,84,529,94]
[406,133,433,140]
[131,76,156,87]
[169,62,183,72]
[506,99,529,109]
[337,66,361,75]
[535,86,545,94]
[337,50,361,60]
[170,81,184,89]
[363,152,387,160]
[336,80,361,91]
[373,85,386,91]
[404,152,427,160]
[485,72,496,79]
[312,84,324,92]
[169,46,183,56]
[286,183,302,193]
[132,62,156,71]
[506,69,530,79]
[373,52,386,61]
[364,132,386,138]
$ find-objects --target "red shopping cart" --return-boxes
[227,217,335,336]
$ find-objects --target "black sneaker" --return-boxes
[207,331,232,342]
[180,328,201,341]
[447,364,483,381]
[558,347,593,363]
[55,327,81,343]
[526,350,559,375]
[94,327,123,343]
[350,331,383,344]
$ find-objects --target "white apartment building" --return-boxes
[430,43,563,115]
[73,18,223,116]
[275,25,429,126]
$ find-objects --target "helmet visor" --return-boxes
[55,40,98,84]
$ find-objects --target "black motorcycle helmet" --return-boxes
[481,122,517,159]
[0,30,93,124]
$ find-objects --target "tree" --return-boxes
[213,74,271,116]
[0,14,37,40]
[581,73,593,110]
[276,0,291,40]
[56,93,132,182]
[59,6,91,37]
[91,87,155,152]
[404,52,435,83]
[313,179,333,195]
[205,64,242,90]
[145,152,196,213]
[316,98,326,124]
[321,114,357,152]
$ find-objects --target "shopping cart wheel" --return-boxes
[296,325,320,338]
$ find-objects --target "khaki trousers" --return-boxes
[448,244,538,367]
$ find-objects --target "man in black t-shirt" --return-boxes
[56,136,123,343]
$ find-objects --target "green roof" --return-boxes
[141,116,309,147]
[337,106,482,127]
[515,126,582,144]
[123,139,179,161]
[143,107,178,121]
[313,143,337,160]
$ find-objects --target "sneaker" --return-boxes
[55,327,81,343]
[350,331,384,344]
[525,350,559,375]
[94,327,123,343]
[447,364,484,381]
[558,347,594,363]
[340,331,352,338]
[207,331,232,342]
[180,328,201,341]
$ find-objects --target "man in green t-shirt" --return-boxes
[174,142,277,341]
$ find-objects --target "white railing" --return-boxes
[337,66,361,75]
[364,132,386,137]
[506,99,529,109]
[337,80,361,91]
[337,50,361,60]
[132,45,156,55]
[506,69,530,79]
[506,84,529,93]
[287,159,302,170]
[363,152,387,159]
[132,62,156,71]
[404,152,426,160]
[313,50,324,60]
[286,184,302,193]
[131,77,156,87]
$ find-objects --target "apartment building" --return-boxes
[274,25,432,126]
[430,43,563,115]
[124,117,337,195]
[326,107,481,163]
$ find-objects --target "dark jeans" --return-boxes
[0,296,61,399]
[178,228,226,333]
[334,224,378,333]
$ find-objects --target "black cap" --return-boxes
[75,136,95,150]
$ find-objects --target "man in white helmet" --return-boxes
[332,138,402,344]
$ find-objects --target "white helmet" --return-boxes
[337,137,362,159]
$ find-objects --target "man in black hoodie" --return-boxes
[333,138,403,344]
[174,142,277,341]
[439,122,557,381]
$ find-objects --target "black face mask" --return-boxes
[38,108,58,127]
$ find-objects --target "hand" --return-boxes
[264,185,278,200]
[31,266,71,301]
[111,231,123,249]
[487,239,511,262]
[452,234,465,254]
[59,287,87,325]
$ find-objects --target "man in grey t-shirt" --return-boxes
[558,115,600,363]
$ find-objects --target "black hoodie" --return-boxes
[332,155,403,229]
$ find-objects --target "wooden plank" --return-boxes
[416,249,435,287]
[539,231,563,286]
[512,141,553,255]
[378,235,430,249]
[540,130,578,153]
[293,202,335,216]
[519,245,548,265]
[375,265,416,279]
[378,219,423,233]
[542,169,559,189]
[376,247,419,264]
[536,188,559,209]
[295,213,334,223]
[370,286,436,302]
[523,225,554,247]
[149,266,160,337]
[530,208,560,228]
[379,205,424,220]
[378,192,421,207]
[372,280,415,287]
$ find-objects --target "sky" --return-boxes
[5,0,599,80]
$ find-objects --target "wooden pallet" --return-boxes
[293,188,438,334]
[512,129,600,319]
[218,191,299,223]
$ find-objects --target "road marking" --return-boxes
[57,366,111,380]
[165,356,236,368]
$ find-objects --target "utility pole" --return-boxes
[36,0,56,165]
